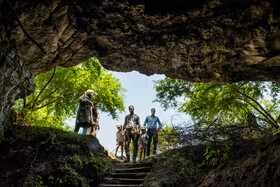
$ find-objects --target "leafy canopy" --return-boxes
[14,57,126,129]
[154,77,280,128]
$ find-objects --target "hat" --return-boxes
[140,126,146,130]
[116,125,122,128]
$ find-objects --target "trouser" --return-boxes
[147,129,158,156]
[74,123,88,135]
[125,128,139,160]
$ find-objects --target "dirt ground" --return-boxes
[143,135,280,187]
[197,135,280,187]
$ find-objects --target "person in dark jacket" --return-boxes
[74,90,94,134]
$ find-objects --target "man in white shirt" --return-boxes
[123,105,140,163]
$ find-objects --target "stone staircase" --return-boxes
[99,162,153,187]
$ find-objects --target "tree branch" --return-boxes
[31,67,56,111]
[35,97,64,110]
[36,88,58,105]
[238,98,273,125]
[35,94,72,110]
[23,97,26,108]
[25,92,36,109]
[230,85,279,128]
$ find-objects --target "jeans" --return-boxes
[74,123,90,135]
[147,129,158,156]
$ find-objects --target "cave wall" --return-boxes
[0,24,35,137]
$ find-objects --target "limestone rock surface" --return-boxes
[1,0,280,82]
[0,24,35,132]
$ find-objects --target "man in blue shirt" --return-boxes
[143,108,162,156]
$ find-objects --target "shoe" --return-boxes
[133,158,136,163]
[124,158,130,163]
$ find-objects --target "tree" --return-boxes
[154,78,280,129]
[13,57,126,129]
[157,125,178,151]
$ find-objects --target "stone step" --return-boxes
[109,172,148,179]
[103,177,145,184]
[99,162,153,187]
[114,167,152,173]
[99,183,141,187]
[114,162,153,169]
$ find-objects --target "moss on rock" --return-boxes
[0,125,113,186]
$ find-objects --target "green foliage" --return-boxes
[154,78,191,109]
[143,145,206,186]
[201,142,221,167]
[223,141,232,158]
[88,151,114,176]
[37,175,43,185]
[200,141,233,167]
[13,57,126,129]
[204,143,217,161]
[201,140,234,167]
[46,175,63,184]
[148,78,280,186]
[157,124,178,151]
[73,154,83,168]
[154,78,280,129]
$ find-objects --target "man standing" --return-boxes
[143,108,162,157]
[123,105,140,163]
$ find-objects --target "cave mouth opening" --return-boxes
[9,56,191,152]
[2,0,280,139]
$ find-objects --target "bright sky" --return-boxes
[68,71,189,153]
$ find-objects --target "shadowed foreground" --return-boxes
[0,125,113,186]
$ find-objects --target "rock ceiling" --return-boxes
[2,0,280,82]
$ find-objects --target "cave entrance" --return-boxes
[12,57,189,152]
